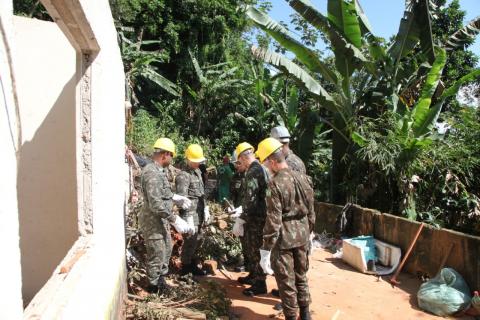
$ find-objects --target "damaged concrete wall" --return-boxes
[0,1,24,318]
[1,0,127,318]
[60,0,129,317]
[315,202,480,291]
[13,16,79,304]
[22,0,128,318]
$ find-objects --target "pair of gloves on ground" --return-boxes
[170,194,210,235]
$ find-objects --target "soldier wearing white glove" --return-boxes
[172,194,192,209]
[174,144,208,276]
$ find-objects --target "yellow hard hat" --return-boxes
[235,142,254,158]
[153,138,176,156]
[185,144,206,163]
[257,137,283,163]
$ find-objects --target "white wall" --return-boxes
[1,1,127,317]
[0,2,24,319]
[60,1,129,317]
[13,16,79,304]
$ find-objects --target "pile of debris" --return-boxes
[196,202,242,267]
[126,277,231,320]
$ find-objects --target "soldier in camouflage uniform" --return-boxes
[257,137,315,320]
[231,142,269,296]
[175,144,210,276]
[229,151,248,272]
[139,138,193,293]
[271,126,306,174]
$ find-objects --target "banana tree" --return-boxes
[246,0,480,204]
[186,50,251,135]
[118,27,181,106]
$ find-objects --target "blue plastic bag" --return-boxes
[417,268,471,316]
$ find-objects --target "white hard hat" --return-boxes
[270,126,291,143]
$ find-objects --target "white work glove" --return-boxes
[228,206,243,219]
[171,215,192,234]
[172,194,192,209]
[259,249,274,275]
[186,215,196,236]
[308,232,315,256]
[232,217,246,237]
[204,206,211,224]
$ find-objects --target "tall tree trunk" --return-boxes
[295,109,317,163]
[330,114,349,205]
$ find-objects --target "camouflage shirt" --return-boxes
[286,149,306,174]
[240,160,269,222]
[263,168,315,250]
[175,166,205,225]
[230,171,245,207]
[166,164,181,192]
[139,162,176,236]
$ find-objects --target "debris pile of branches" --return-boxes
[197,202,242,267]
[126,276,231,320]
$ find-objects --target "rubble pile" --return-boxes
[126,276,231,320]
[197,202,242,266]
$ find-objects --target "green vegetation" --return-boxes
[14,0,480,235]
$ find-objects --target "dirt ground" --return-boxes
[206,248,474,320]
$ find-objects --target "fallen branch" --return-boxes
[127,293,145,301]
[219,265,234,280]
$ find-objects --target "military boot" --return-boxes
[299,305,311,320]
[237,273,255,285]
[181,263,207,276]
[242,280,267,296]
[146,284,159,294]
[157,276,171,294]
[191,263,207,276]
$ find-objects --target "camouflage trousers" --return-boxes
[272,244,311,318]
[180,209,205,265]
[181,225,204,265]
[245,220,266,281]
[144,228,173,287]
[240,234,250,270]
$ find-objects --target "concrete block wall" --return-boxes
[315,202,480,291]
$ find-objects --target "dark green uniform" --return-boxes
[175,166,205,265]
[217,164,234,202]
[230,171,245,207]
[139,162,176,287]
[240,160,269,282]
[263,168,315,318]
[286,149,306,174]
[229,171,249,268]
